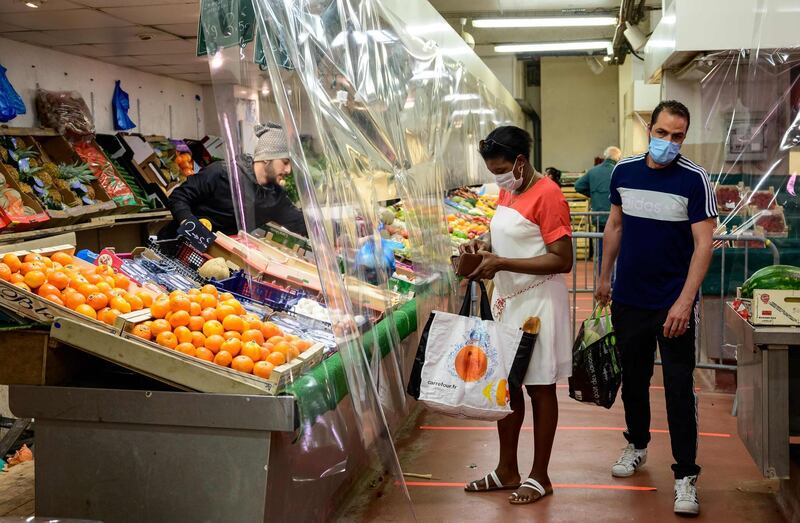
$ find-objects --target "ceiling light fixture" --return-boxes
[24,0,42,8]
[495,40,612,54]
[473,16,616,29]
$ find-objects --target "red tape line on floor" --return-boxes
[418,426,731,438]
[401,481,657,491]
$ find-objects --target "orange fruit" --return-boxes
[266,351,286,366]
[20,261,45,275]
[216,304,236,322]
[96,281,113,294]
[77,283,100,297]
[50,252,73,266]
[196,347,214,362]
[110,296,132,314]
[213,350,233,367]
[126,294,144,311]
[287,347,300,362]
[150,298,170,319]
[267,335,285,345]
[221,298,244,315]
[188,316,204,331]
[200,307,218,322]
[231,355,254,374]
[23,253,43,264]
[175,343,197,356]
[173,326,193,344]
[219,292,234,302]
[9,273,24,284]
[156,331,178,349]
[74,303,97,319]
[169,294,192,313]
[205,334,224,354]
[86,292,109,311]
[44,294,65,306]
[191,331,206,348]
[37,283,61,299]
[222,314,244,333]
[102,309,121,326]
[202,320,224,337]
[13,281,31,292]
[253,361,274,379]
[187,288,201,296]
[113,273,130,290]
[241,341,262,362]
[2,253,21,273]
[136,291,153,308]
[272,341,291,358]
[132,324,152,341]
[258,346,271,361]
[0,262,11,281]
[220,338,241,357]
[189,301,201,316]
[223,331,241,341]
[241,329,265,345]
[47,271,70,290]
[201,284,218,297]
[23,270,46,289]
[188,292,203,304]
[243,317,262,333]
[169,310,190,328]
[199,293,217,309]
[296,340,313,352]
[85,273,104,285]
[65,292,87,310]
[150,319,172,336]
[68,275,89,290]
[286,334,299,342]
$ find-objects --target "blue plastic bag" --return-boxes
[112,80,136,130]
[0,64,26,123]
[355,237,399,283]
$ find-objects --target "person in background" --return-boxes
[159,123,307,239]
[575,146,621,273]
[461,126,573,507]
[595,100,717,516]
[544,166,562,186]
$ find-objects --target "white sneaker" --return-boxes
[674,475,700,516]
[611,444,648,477]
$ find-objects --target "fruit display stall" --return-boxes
[0,213,430,521]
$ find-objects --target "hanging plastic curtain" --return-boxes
[112,80,136,130]
[0,64,26,123]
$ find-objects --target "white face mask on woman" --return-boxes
[495,159,524,191]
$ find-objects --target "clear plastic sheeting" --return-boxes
[201,0,520,519]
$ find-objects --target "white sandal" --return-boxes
[464,470,520,492]
[509,477,550,504]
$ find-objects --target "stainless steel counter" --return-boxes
[725,305,800,478]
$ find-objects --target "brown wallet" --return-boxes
[452,253,483,277]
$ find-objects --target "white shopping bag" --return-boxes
[407,282,536,421]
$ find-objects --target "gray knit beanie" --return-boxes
[253,122,289,161]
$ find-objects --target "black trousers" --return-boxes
[611,301,701,479]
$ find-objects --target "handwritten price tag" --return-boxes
[178,217,216,252]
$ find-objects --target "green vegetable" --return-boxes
[741,265,800,298]
[452,230,468,239]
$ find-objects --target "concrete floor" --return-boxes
[351,375,784,522]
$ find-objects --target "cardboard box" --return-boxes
[751,288,800,326]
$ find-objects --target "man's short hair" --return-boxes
[650,100,691,130]
[604,146,622,161]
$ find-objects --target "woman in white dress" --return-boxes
[462,126,573,505]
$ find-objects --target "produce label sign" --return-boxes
[196,0,256,57]
[178,217,217,252]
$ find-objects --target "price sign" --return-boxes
[196,0,256,56]
[178,217,216,252]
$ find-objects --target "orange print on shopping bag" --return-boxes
[454,345,488,381]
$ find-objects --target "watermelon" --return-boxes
[740,265,800,298]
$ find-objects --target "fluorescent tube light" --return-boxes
[443,94,481,102]
[495,40,612,53]
[473,17,616,29]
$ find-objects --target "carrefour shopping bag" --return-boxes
[568,305,621,409]
[407,282,536,421]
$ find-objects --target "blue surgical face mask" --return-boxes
[648,136,681,165]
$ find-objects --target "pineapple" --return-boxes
[56,162,97,205]
[18,182,32,194]
[0,145,8,163]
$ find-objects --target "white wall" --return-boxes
[0,37,207,139]
[540,57,619,172]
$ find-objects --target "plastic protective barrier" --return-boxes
[201,0,521,519]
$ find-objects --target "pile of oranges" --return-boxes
[0,251,151,325]
[131,286,315,379]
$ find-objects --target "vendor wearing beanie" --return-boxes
[160,122,307,239]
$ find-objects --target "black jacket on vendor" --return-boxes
[160,154,307,239]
